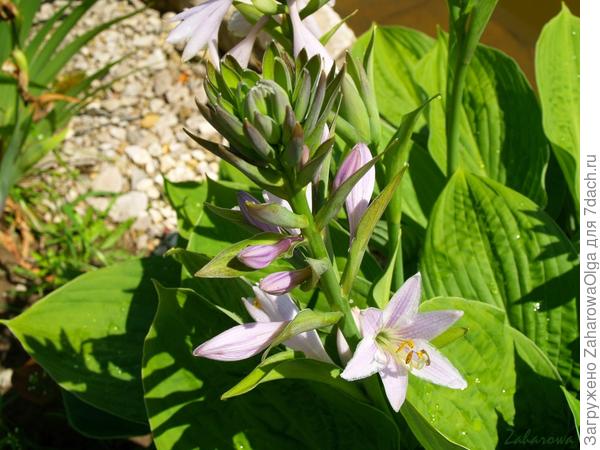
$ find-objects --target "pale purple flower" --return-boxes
[167,0,232,64]
[194,286,332,363]
[237,191,280,233]
[332,143,375,239]
[259,267,311,295]
[227,16,269,68]
[237,236,302,269]
[287,0,334,71]
[340,273,467,412]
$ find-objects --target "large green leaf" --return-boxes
[421,171,579,392]
[62,390,149,439]
[4,257,178,423]
[405,297,515,450]
[142,284,401,450]
[535,4,580,206]
[415,35,549,206]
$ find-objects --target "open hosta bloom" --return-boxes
[194,286,332,363]
[341,273,467,412]
[167,0,232,63]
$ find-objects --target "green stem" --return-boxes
[387,218,404,290]
[445,51,468,176]
[289,188,360,342]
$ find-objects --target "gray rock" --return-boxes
[125,145,152,166]
[92,165,124,193]
[109,191,149,222]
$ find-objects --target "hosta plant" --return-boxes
[2,0,580,448]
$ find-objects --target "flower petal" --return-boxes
[340,336,380,381]
[193,321,286,361]
[285,329,333,364]
[247,286,299,322]
[287,0,334,71]
[410,341,468,389]
[359,307,383,338]
[336,327,352,364]
[400,310,464,341]
[227,16,268,68]
[383,272,422,328]
[380,356,408,412]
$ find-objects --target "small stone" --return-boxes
[125,145,151,166]
[153,69,173,97]
[92,165,123,193]
[108,126,127,141]
[166,166,196,183]
[135,178,154,191]
[141,114,160,129]
[109,191,149,223]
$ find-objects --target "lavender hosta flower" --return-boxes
[167,0,232,64]
[340,273,467,412]
[237,191,280,233]
[237,236,302,269]
[194,287,332,363]
[227,16,269,68]
[333,143,376,239]
[259,267,311,295]
[287,0,334,72]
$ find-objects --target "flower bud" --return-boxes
[237,192,280,233]
[237,236,302,269]
[259,267,312,295]
[333,143,375,239]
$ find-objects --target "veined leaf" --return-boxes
[421,171,579,392]
[535,4,580,206]
[3,257,179,423]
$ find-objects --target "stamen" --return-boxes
[395,339,414,353]
[252,298,262,309]
[417,350,431,367]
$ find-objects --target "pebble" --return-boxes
[125,145,152,166]
[109,191,149,223]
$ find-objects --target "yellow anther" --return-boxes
[252,298,262,309]
[405,351,414,365]
[396,339,415,353]
[417,350,431,367]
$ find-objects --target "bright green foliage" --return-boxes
[536,4,580,207]
[421,171,579,392]
[4,257,179,423]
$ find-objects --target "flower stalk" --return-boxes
[288,186,360,342]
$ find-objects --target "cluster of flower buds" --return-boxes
[186,45,343,199]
